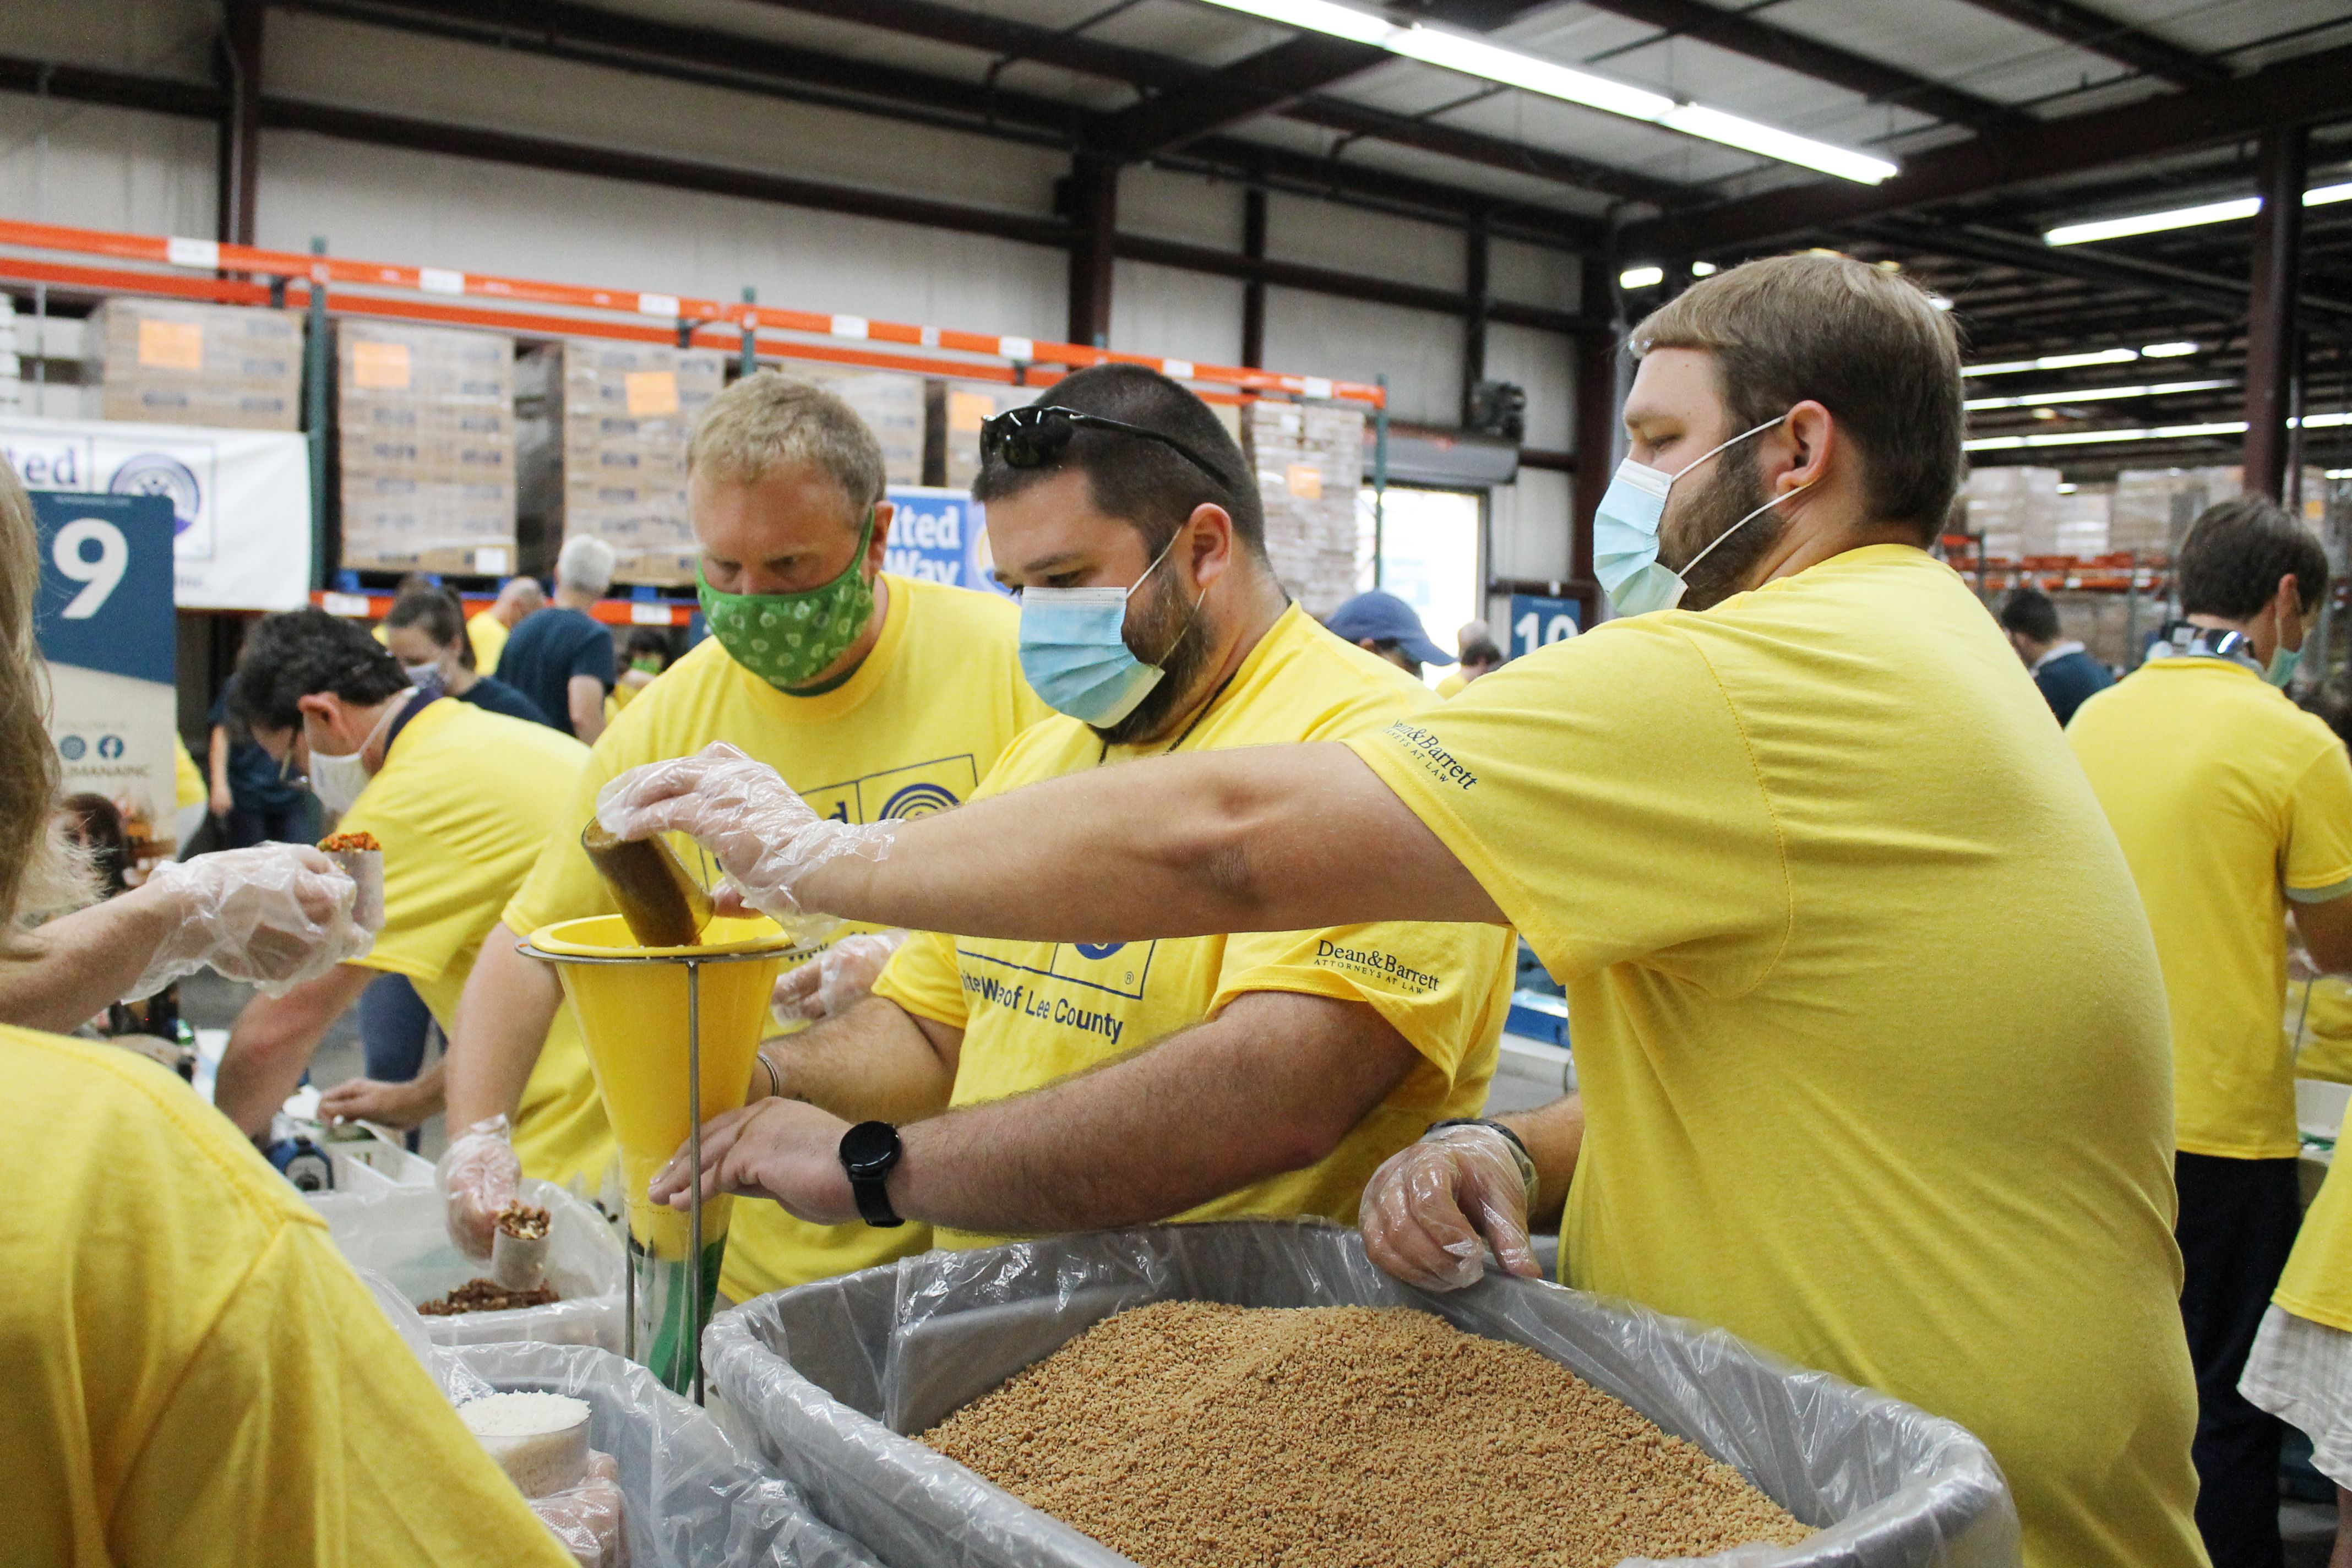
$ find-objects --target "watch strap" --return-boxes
[839,1121,905,1228]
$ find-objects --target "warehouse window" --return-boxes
[1358,485,1484,688]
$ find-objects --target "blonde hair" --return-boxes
[687,372,885,515]
[0,459,95,941]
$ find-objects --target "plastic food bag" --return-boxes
[312,1177,624,1350]
[452,1341,885,1568]
[705,1220,2018,1568]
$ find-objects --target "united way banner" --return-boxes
[0,413,311,611]
[883,486,1012,599]
[34,490,179,833]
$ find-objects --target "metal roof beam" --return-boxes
[1946,0,2228,88]
[1856,216,2352,339]
[1629,42,2352,255]
[1574,0,2029,131]
[270,1,1603,244]
[749,0,1684,205]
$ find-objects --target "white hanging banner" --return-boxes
[0,413,312,611]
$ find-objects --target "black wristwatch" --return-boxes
[839,1120,905,1228]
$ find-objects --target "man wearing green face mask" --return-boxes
[439,372,1049,1295]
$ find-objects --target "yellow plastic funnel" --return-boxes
[528,913,797,1262]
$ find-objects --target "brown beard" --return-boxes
[1092,558,1214,746]
[1659,439,1787,613]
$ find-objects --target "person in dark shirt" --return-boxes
[496,537,617,742]
[1999,586,2115,727]
[380,587,548,726]
[206,673,315,847]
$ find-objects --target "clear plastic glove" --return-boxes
[772,930,907,1024]
[438,1115,521,1264]
[1359,1123,1542,1292]
[531,1449,626,1567]
[127,843,375,1001]
[595,743,890,934]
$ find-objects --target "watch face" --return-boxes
[840,1119,900,1175]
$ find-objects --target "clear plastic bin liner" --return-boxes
[312,1177,624,1350]
[705,1220,2019,1568]
[451,1341,886,1568]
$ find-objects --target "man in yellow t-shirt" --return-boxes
[443,372,1046,1297]
[208,609,606,1193]
[470,575,543,676]
[653,367,1510,1248]
[2069,495,2352,1568]
[602,257,2203,1568]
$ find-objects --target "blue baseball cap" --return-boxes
[1325,591,1454,666]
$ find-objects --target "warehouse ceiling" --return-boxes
[280,0,2352,475]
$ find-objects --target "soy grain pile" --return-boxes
[922,1302,1810,1568]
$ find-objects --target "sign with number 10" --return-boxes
[34,491,179,844]
[1509,594,1582,660]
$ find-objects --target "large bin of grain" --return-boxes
[706,1220,2016,1568]
[447,1341,883,1568]
[313,1177,625,1351]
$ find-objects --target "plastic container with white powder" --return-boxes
[460,1390,592,1497]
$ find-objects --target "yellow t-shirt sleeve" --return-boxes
[2286,741,2352,898]
[172,732,206,811]
[1210,921,1513,1085]
[115,1220,573,1567]
[503,745,627,938]
[1341,619,1789,987]
[872,929,971,1029]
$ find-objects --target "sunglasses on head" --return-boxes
[979,405,1231,491]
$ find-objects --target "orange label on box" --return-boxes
[948,391,995,434]
[625,371,680,417]
[1284,463,1323,500]
[351,341,412,390]
[137,319,203,372]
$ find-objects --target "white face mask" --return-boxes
[305,691,411,814]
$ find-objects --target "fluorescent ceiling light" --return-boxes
[1964,421,2247,452]
[2141,341,2199,358]
[1619,265,1665,289]
[1964,348,2138,377]
[2045,181,2352,246]
[1928,295,1954,311]
[1690,261,1717,276]
[1964,378,2230,411]
[1195,0,1896,184]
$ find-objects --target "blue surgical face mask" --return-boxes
[1591,413,1812,617]
[2268,644,2302,689]
[1017,528,1196,727]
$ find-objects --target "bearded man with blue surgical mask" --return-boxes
[633,363,1515,1260]
[601,257,2203,1568]
[2069,494,2352,1568]
[437,372,1049,1300]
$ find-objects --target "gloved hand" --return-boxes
[772,930,907,1024]
[1359,1123,1543,1291]
[531,1449,625,1567]
[595,743,890,936]
[438,1115,521,1264]
[127,843,375,1001]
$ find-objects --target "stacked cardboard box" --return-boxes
[514,340,725,586]
[941,382,1032,491]
[84,298,304,429]
[1962,466,2063,559]
[2049,487,2112,559]
[337,320,515,575]
[0,293,18,413]
[1245,401,1365,617]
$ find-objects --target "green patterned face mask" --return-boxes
[697,509,878,691]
